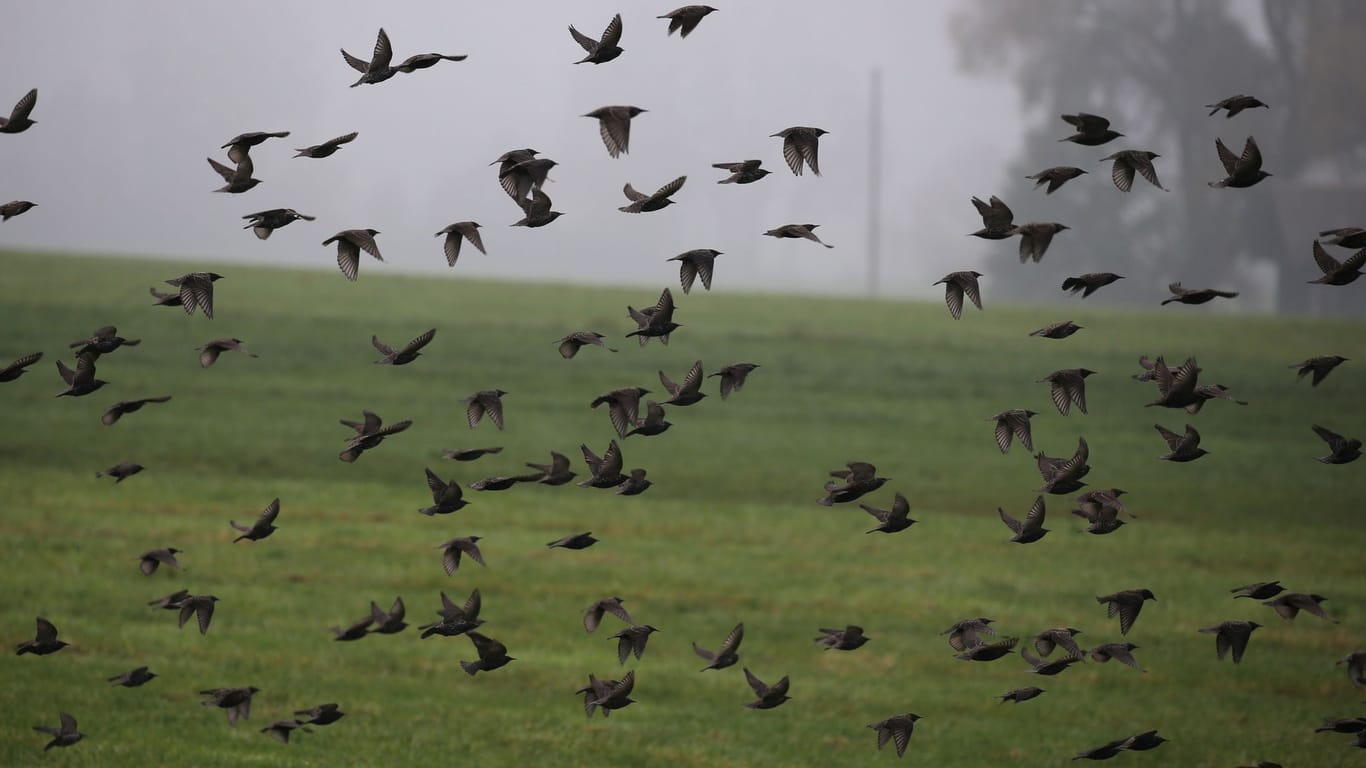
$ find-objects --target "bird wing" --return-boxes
[1109,156,1135,192]
[744,668,768,696]
[568,24,598,52]
[1312,425,1347,452]
[719,623,744,655]
[793,133,821,176]
[1312,241,1343,275]
[8,88,37,123]
[1214,138,1238,175]
[599,13,623,48]
[780,135,806,176]
[1117,600,1142,635]
[371,336,396,356]
[998,507,1022,535]
[650,175,687,200]
[1024,496,1046,530]
[942,282,964,320]
[622,183,648,202]
[598,112,631,158]
[960,274,983,310]
[35,617,59,643]
[340,48,369,73]
[1236,136,1263,173]
[370,28,393,70]
[335,239,360,281]
[258,498,281,526]
[207,157,236,183]
[1154,423,1183,450]
[601,440,624,476]
[401,328,436,355]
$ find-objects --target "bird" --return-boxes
[96,461,144,482]
[293,131,358,158]
[436,537,485,576]
[1026,166,1087,194]
[1021,647,1084,676]
[669,249,721,294]
[1308,239,1366,285]
[230,498,280,542]
[1031,627,1084,658]
[0,352,41,382]
[1058,112,1122,145]
[592,670,637,714]
[15,617,68,656]
[393,50,467,73]
[998,687,1045,704]
[418,468,468,516]
[1141,356,1202,410]
[660,360,706,406]
[147,590,189,611]
[1162,282,1239,305]
[108,666,157,687]
[1207,94,1268,117]
[968,195,1015,239]
[32,713,83,750]
[221,131,289,164]
[241,208,314,240]
[626,287,682,344]
[338,411,412,462]
[369,597,408,634]
[294,703,344,727]
[1262,592,1337,622]
[1209,136,1271,188]
[464,389,506,430]
[199,686,258,726]
[468,475,530,492]
[149,286,182,309]
[942,618,995,651]
[522,451,578,485]
[547,532,597,550]
[1096,589,1157,635]
[441,447,502,462]
[860,492,917,534]
[815,625,870,651]
[1314,717,1366,734]
[693,623,744,671]
[207,155,261,193]
[576,675,620,718]
[331,614,373,641]
[709,363,760,400]
[419,590,485,639]
[1290,355,1347,387]
[1062,272,1125,298]
[557,331,616,359]
[1029,320,1082,339]
[743,668,791,709]
[1199,620,1260,663]
[955,637,1019,662]
[197,338,257,368]
[0,88,38,133]
[1075,488,1130,519]
[1088,642,1143,670]
[1319,226,1366,249]
[1035,436,1090,494]
[1011,222,1070,263]
[570,13,624,64]
[658,5,717,37]
[341,28,397,86]
[500,156,558,205]
[1312,424,1362,464]
[1231,581,1285,600]
[510,188,564,228]
[55,353,108,397]
[1038,368,1095,415]
[772,126,828,176]
[434,222,485,267]
[322,229,383,281]
[68,325,141,358]
[990,409,1037,453]
[137,547,182,576]
[763,223,833,247]
[492,148,540,196]
[178,594,220,635]
[620,175,686,213]
[999,496,1049,543]
[584,597,634,633]
[372,328,435,365]
[1155,423,1208,462]
[1100,150,1166,191]
[933,271,983,320]
[866,713,921,757]
[461,632,515,675]
[612,625,660,664]
[260,720,310,745]
[1072,738,1128,761]
[818,461,889,506]
[1338,651,1365,688]
[0,200,36,220]
[165,272,223,318]
[625,401,671,438]
[1121,731,1169,752]
[584,106,646,158]
[1071,502,1125,535]
[592,387,651,437]
[713,160,770,184]
[617,469,650,498]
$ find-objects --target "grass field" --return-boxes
[1,249,1363,767]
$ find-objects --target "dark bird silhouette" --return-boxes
[584,106,646,158]
[1290,355,1347,387]
[942,618,995,651]
[860,492,917,534]
[626,287,681,344]
[1313,424,1362,464]
[0,352,41,382]
[1058,112,1123,145]
[620,175,686,213]
[1075,488,1130,519]
[934,271,983,320]
[1096,589,1156,635]
[1,200,36,220]
[999,686,1045,704]
[341,28,397,86]
[619,470,650,494]
[0,88,38,133]
[1032,627,1084,658]
[221,131,289,164]
[199,686,258,726]
[492,148,539,195]
[1035,436,1090,494]
[331,614,373,641]
[670,249,721,293]
[108,666,157,687]
[1011,222,1070,263]
[419,589,485,639]
[1071,501,1125,535]
[500,156,557,205]
[764,223,833,247]
[419,468,468,516]
[612,625,659,664]
[743,668,791,709]
[1199,620,1260,663]
[1038,368,1095,415]
[1027,166,1087,194]
[772,126,828,176]
[818,461,889,506]
[372,328,435,365]
[338,410,412,463]
[1320,226,1366,248]
[576,674,620,718]
[369,596,407,634]
[323,229,383,281]
[548,532,597,550]
[1088,642,1143,670]
[1207,94,1268,117]
[709,363,759,400]
[570,13,624,64]
[815,625,870,651]
[1308,239,1366,285]
[435,222,485,267]
[150,286,183,309]
[1141,356,1201,410]
[294,703,344,726]
[1021,647,1084,676]
[694,623,743,671]
[461,631,514,675]
[1263,592,1337,622]
[660,360,705,406]
[713,160,770,184]
[260,720,310,745]
[138,547,182,576]
[56,353,108,397]
[197,338,257,368]
[990,409,1037,453]
[464,389,506,430]
[32,713,83,750]
[1121,731,1169,752]
[1339,651,1365,688]
[557,331,616,359]
[999,496,1049,543]
[1155,423,1209,462]
[178,594,219,635]
[1062,272,1124,298]
[1030,320,1082,339]
[510,188,564,228]
[394,51,467,73]
[15,617,68,656]
[96,461,144,482]
[147,590,189,611]
[1231,581,1284,600]
[69,325,141,358]
[522,451,577,485]
[165,272,223,318]
[294,132,357,158]
[592,387,651,437]
[1162,282,1239,305]
[624,401,671,438]
[231,498,280,542]
[659,5,717,37]
[592,670,637,714]
[968,195,1014,239]
[437,537,485,575]
[1100,150,1166,191]
[1315,717,1366,734]
[208,155,261,193]
[1209,136,1271,188]
[441,447,502,462]
[867,713,921,757]
[584,597,633,633]
[1072,738,1128,761]
[242,208,315,240]
[956,637,1019,662]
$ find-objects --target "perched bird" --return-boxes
[612,625,660,664]
[583,597,634,633]
[55,353,108,397]
[584,106,646,158]
[293,131,358,158]
[522,451,578,485]
[1026,166,1087,194]
[1038,368,1095,415]
[569,13,624,64]
[137,547,182,576]
[1209,136,1271,188]
[990,409,1037,453]
[294,703,344,726]
[1162,282,1239,305]
[815,625,870,651]
[1100,150,1166,191]
[207,155,261,194]
[260,720,310,745]
[32,713,83,751]
[772,126,828,176]
[419,468,468,516]
[557,331,616,359]
[368,596,407,634]
[96,461,144,482]
[592,670,637,714]
[968,195,1014,239]
[1231,581,1284,600]
[1262,592,1337,622]
[242,208,314,240]
[0,200,36,220]
[1058,112,1123,145]
[0,88,38,133]
[867,713,922,757]
[709,363,759,400]
[199,686,258,726]
[625,401,671,438]
[221,131,289,164]
[372,328,435,365]
[1031,627,1084,658]
[547,532,597,550]
[1199,620,1260,663]
[743,668,791,709]
[1096,589,1157,635]
[658,5,717,37]
[436,537,485,576]
[713,160,770,185]
[108,666,157,687]
[197,338,257,368]
[230,498,280,542]
[435,222,485,267]
[441,447,502,462]
[669,249,721,293]
[1072,738,1128,761]
[461,631,515,675]
[1290,355,1347,387]
[956,637,1020,662]
[1207,94,1268,117]
[510,188,564,228]
[1121,731,1169,752]
[1021,647,1084,676]
[660,360,705,406]
[860,492,917,534]
[933,271,983,320]
[331,614,373,642]
[942,618,995,651]
[463,389,506,430]
[1011,222,1070,263]
[1319,226,1366,249]
[1155,423,1208,462]
[1035,436,1090,494]
[591,387,651,437]
[1308,239,1366,286]
[818,461,889,506]
[1062,272,1125,298]
[693,623,744,671]
[15,617,68,656]
[1088,642,1143,670]
[1312,424,1362,464]
[341,28,397,86]
[322,229,383,282]
[178,594,219,635]
[998,687,1045,704]
[620,175,686,213]
[764,223,833,248]
[0,352,42,382]
[1338,650,1365,688]
[999,496,1049,543]
[1030,320,1082,339]
[626,287,681,344]
[338,410,412,463]
[165,272,223,318]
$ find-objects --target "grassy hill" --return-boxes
[1,249,1363,767]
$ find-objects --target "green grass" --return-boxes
[1,249,1363,767]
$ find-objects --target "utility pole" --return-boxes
[866,67,883,297]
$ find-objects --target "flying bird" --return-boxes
[372,328,435,365]
[242,208,315,240]
[137,547,182,576]
[998,687,1045,704]
[693,623,744,671]
[435,222,485,267]
[15,617,68,656]
[32,713,83,751]
[990,409,1037,453]
[96,461,144,482]
[500,156,557,206]
[436,537,485,575]
[1162,282,1239,305]
[419,468,468,516]
[1072,738,1129,761]
[713,160,770,184]
[570,13,624,64]
[294,703,344,726]
[814,625,870,651]
[548,532,597,550]
[860,492,917,534]
[933,271,983,320]
[1011,222,1070,263]
[592,387,651,437]
[165,272,223,318]
[1290,355,1347,387]
[764,223,833,247]
[942,617,995,652]
[1031,627,1084,658]
[579,441,629,489]
[1021,647,1084,676]
[1207,94,1268,117]
[1038,368,1095,415]
[1231,580,1284,600]
[108,666,158,687]
[294,131,357,158]
[1319,226,1366,249]
[955,636,1019,661]
[1058,112,1122,145]
[592,670,637,714]
[0,200,36,220]
[1209,136,1271,188]
[743,668,791,709]
[771,126,827,176]
[709,363,759,400]
[55,354,108,397]
[557,331,616,359]
[817,461,888,506]
[584,106,646,158]
[1096,589,1157,635]
[322,229,383,281]
[611,625,660,664]
[624,401,671,438]
[1308,239,1365,286]
[658,5,717,37]
[1100,150,1166,191]
[659,361,705,406]
[1026,166,1087,194]
[463,389,506,430]
[1088,642,1143,670]
[867,713,921,757]
[368,596,407,634]
[1029,320,1082,339]
[69,325,141,358]
[199,686,258,725]
[1035,436,1090,494]
[669,249,721,293]
[230,498,280,542]
[0,88,38,133]
[1263,592,1337,622]
[197,338,257,368]
[441,447,502,462]
[999,496,1049,543]
[341,28,397,86]
[1154,423,1209,462]
[221,131,289,164]
[178,594,220,635]
[1199,620,1260,664]
[1312,424,1361,464]
[260,719,310,745]
[620,175,686,213]
[522,451,578,485]
[1061,272,1124,298]
[584,597,634,633]
[0,352,41,382]
[510,188,564,228]
[338,410,412,462]
[626,287,681,344]
[1338,650,1365,688]
[968,195,1014,239]
[207,156,261,193]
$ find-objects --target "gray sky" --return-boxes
[0,1,1022,297]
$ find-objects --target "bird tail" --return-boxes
[460,661,480,676]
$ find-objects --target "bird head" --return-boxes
[207,273,225,281]
[628,107,648,117]
[365,229,381,236]
[1079,368,1097,377]
[1140,590,1156,601]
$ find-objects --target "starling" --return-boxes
[1021,647,1084,676]
[0,88,37,133]
[1162,282,1239,305]
[0,200,36,220]
[147,590,189,610]
[592,387,651,437]
[419,468,468,516]
[1192,383,1247,412]
[197,338,257,368]
[437,537,485,576]
[860,492,917,534]
[1209,136,1271,188]
[55,353,108,397]
[1038,368,1095,415]
[138,547,182,576]
[815,625,870,651]
[420,590,484,638]
[693,623,743,671]
[15,617,68,656]
[369,596,408,634]
[743,668,790,709]
[1030,320,1082,339]
[1308,239,1366,285]
[435,222,485,267]
[772,126,828,176]
[818,461,889,506]
[998,687,1044,704]
[178,594,220,635]
[584,597,633,633]
[522,451,577,485]
[221,131,289,164]
[1035,436,1090,494]
[96,461,144,482]
[1011,222,1070,263]
[576,674,620,718]
[1062,272,1124,298]
[294,131,358,158]
[709,363,759,400]
[1290,355,1347,387]
[149,286,182,308]
[1088,642,1143,670]
[625,287,681,344]
[1319,226,1366,249]
[230,498,280,542]
[764,223,833,247]
[1199,620,1260,663]
[612,625,660,664]
[32,713,83,751]
[625,401,671,438]
[548,532,597,550]
[1155,423,1209,462]
[557,331,616,359]
[1207,94,1268,117]
[492,148,539,194]
[990,409,1037,454]
[1096,589,1156,635]
[338,410,411,462]
[1071,502,1125,535]
[242,208,314,240]
[463,389,506,430]
[1262,592,1337,622]
[342,28,397,86]
[500,157,557,205]
[580,441,630,489]
[867,713,922,757]
[1231,581,1284,600]
[1100,150,1166,192]
[618,469,652,496]
[933,271,983,320]
[942,618,995,651]
[999,496,1049,543]
[1072,739,1128,761]
[593,670,637,713]
[199,686,258,726]
[570,13,624,64]
[584,105,646,158]
[1075,488,1130,518]
[660,360,705,406]
[442,447,502,462]
[294,703,344,726]
[261,720,310,745]
[207,155,261,193]
[1312,424,1362,464]
[0,352,41,382]
[461,631,514,674]
[1339,651,1365,688]
[1142,356,1202,410]
[620,175,686,213]
[69,325,141,358]
[510,188,564,228]
[1026,166,1087,194]
[1031,627,1084,658]
[1121,731,1169,752]
[713,160,770,184]
[968,195,1014,239]
[955,637,1018,661]
[108,666,157,687]
[1058,112,1123,145]
[165,272,223,318]
[669,249,721,293]
[331,614,373,641]
[658,5,717,37]
[372,328,435,365]
[1315,717,1366,734]
[323,229,383,282]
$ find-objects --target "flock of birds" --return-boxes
[3,5,1365,763]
